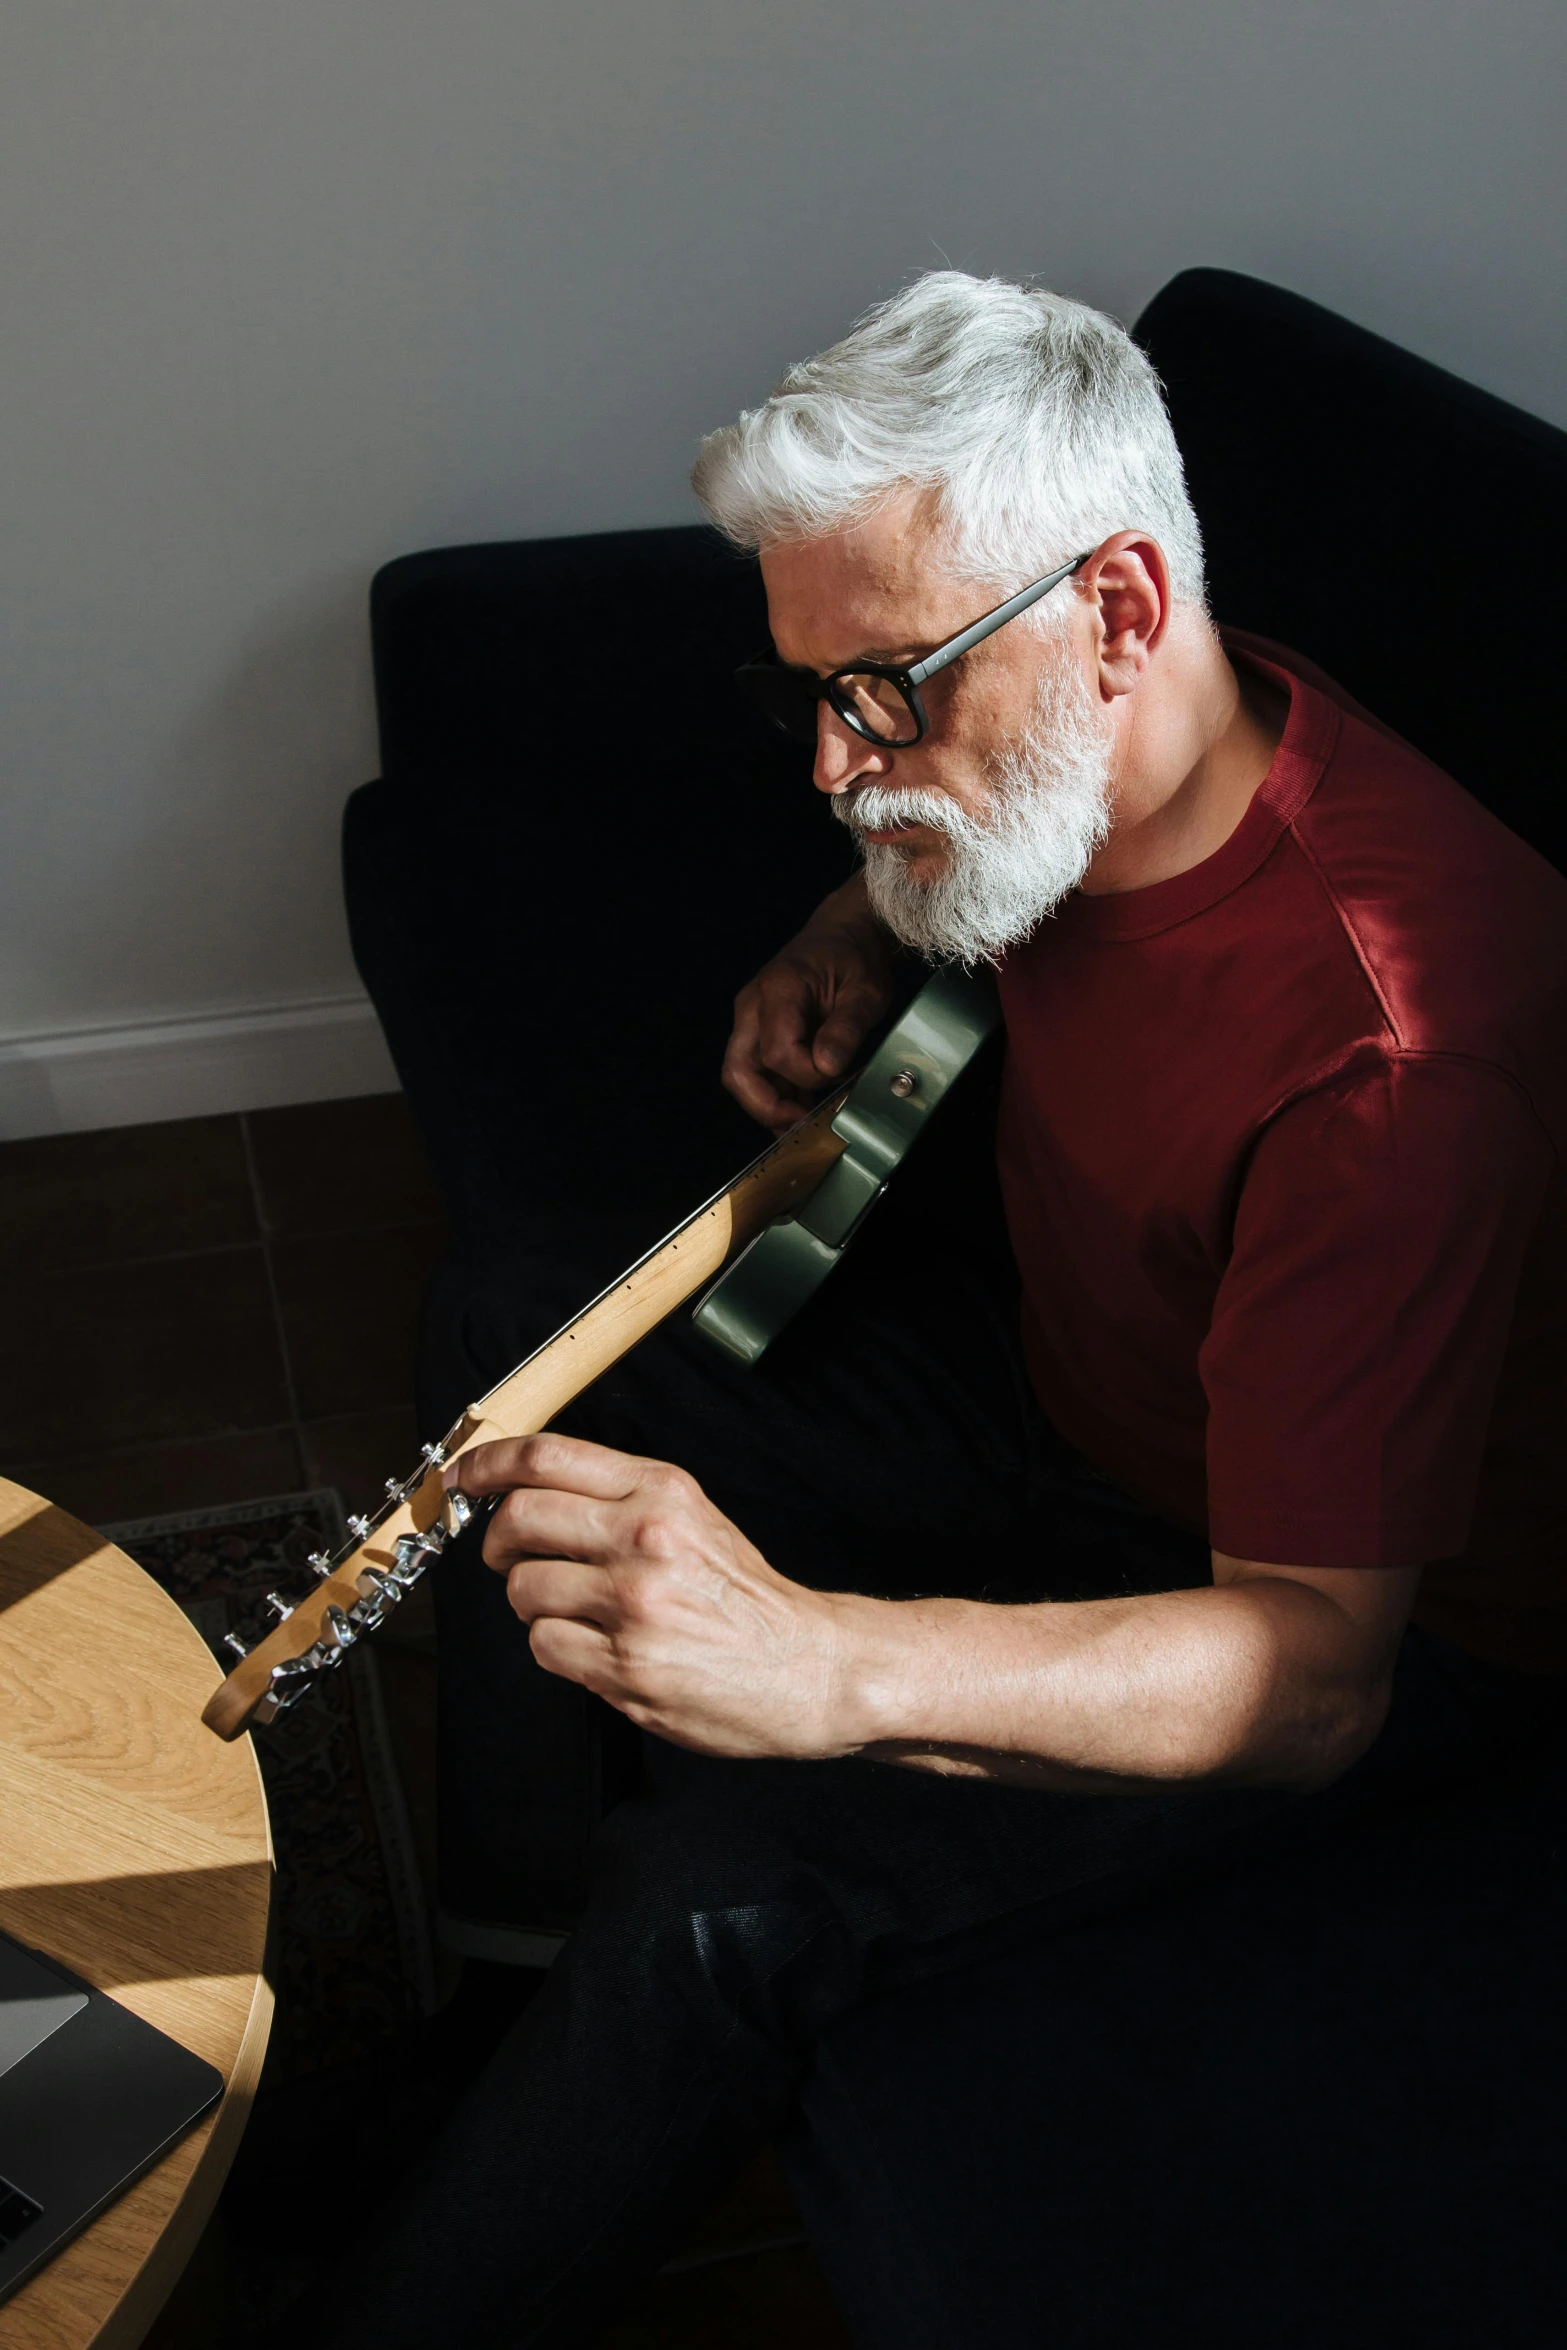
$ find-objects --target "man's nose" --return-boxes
[813,704,893,796]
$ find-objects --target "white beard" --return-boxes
[833,653,1115,964]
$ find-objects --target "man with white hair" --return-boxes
[329,275,1564,2346]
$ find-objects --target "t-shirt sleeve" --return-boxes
[1201,1052,1554,1567]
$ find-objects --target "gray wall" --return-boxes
[2,0,1562,1110]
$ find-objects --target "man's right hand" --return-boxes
[722,874,900,1130]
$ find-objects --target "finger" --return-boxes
[812,986,885,1077]
[504,1556,612,1625]
[721,986,762,1084]
[447,1429,644,1502]
[528,1614,620,1694]
[721,1032,795,1126]
[724,1058,811,1131]
[482,1484,618,1572]
[758,1080,818,1133]
[722,996,797,1126]
[756,979,827,1092]
[728,981,762,1049]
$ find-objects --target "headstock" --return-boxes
[198,968,997,1743]
[200,1405,494,1740]
[199,1085,855,1742]
[197,970,998,1743]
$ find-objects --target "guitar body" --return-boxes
[691,965,998,1365]
[202,967,997,1741]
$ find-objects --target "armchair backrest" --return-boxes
[1135,268,1566,874]
[349,527,846,1253]
[349,274,1565,1255]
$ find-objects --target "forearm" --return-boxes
[469,1436,1419,1783]
[827,1578,1399,1794]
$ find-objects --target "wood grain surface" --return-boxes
[0,1479,272,2350]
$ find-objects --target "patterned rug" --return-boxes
[104,1490,437,2083]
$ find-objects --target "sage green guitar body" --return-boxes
[691,965,999,1366]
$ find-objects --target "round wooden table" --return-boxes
[0,1478,272,2349]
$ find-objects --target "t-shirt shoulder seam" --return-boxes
[1281,820,1404,1047]
[1389,1048,1560,1158]
[1255,1044,1559,1163]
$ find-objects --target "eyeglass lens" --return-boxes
[831,671,920,746]
[742,664,920,747]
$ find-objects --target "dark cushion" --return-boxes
[346,526,848,1258]
[1136,267,1567,874]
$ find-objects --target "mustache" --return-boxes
[832,783,973,840]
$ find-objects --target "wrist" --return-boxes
[820,1591,953,1753]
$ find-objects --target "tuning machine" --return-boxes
[392,1526,445,1585]
[438,1487,500,1539]
[324,1603,357,1650]
[441,1488,475,1536]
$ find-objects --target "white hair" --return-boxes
[692,270,1205,606]
[833,651,1115,964]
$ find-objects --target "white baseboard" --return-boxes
[0,993,401,1140]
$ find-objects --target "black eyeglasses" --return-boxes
[736,550,1091,749]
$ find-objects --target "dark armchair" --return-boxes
[344,270,1566,2347]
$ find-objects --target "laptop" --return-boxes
[0,1928,223,2305]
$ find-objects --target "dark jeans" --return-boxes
[323,1103,1541,2347]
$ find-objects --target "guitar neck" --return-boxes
[200,1094,849,1741]
[475,1102,845,1434]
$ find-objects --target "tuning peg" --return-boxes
[269,1649,320,1686]
[346,1514,372,1543]
[223,1631,249,1660]
[264,1591,292,1620]
[441,1489,475,1537]
[308,1550,335,1578]
[392,1528,443,1582]
[325,1604,357,1651]
[360,1567,401,1605]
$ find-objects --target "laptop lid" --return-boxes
[0,1930,223,2305]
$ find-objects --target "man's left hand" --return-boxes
[450,1433,856,1759]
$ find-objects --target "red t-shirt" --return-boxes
[994,638,1567,1675]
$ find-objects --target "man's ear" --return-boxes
[1082,533,1171,700]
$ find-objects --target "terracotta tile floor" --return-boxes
[0,1092,445,1525]
[0,1095,848,2346]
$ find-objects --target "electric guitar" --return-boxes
[201,966,998,1741]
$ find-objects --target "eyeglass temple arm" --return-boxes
[905,552,1091,687]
